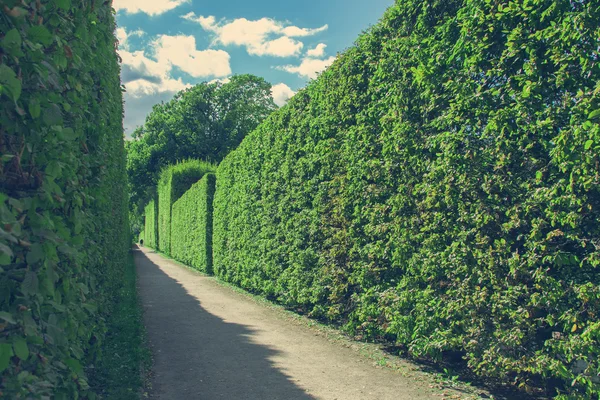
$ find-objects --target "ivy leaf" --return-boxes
[584,140,593,150]
[21,271,39,296]
[2,29,24,57]
[26,243,45,265]
[588,109,600,120]
[0,343,13,373]
[0,311,16,324]
[0,252,10,266]
[54,0,71,11]
[13,339,29,361]
[43,104,63,126]
[28,100,41,119]
[65,358,83,375]
[58,128,76,141]
[0,64,22,102]
[27,26,53,46]
[0,243,13,260]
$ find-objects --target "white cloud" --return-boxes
[116,28,128,48]
[152,35,232,78]
[271,83,295,107]
[116,27,146,50]
[113,0,190,16]
[124,90,184,136]
[281,25,328,37]
[279,56,336,79]
[182,13,328,57]
[119,34,231,95]
[208,77,231,85]
[118,33,232,135]
[307,43,327,58]
[125,78,190,97]
[252,36,303,57]
[120,50,188,97]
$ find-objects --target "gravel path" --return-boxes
[134,246,469,400]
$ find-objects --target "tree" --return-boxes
[126,74,278,230]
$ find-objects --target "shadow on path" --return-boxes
[134,248,315,400]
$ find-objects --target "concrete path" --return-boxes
[134,246,472,400]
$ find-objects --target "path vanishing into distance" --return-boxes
[134,246,482,400]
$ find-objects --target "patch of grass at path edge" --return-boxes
[90,251,151,399]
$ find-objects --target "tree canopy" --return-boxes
[126,74,278,225]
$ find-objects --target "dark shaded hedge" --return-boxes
[157,160,214,255]
[144,199,158,249]
[214,0,600,397]
[0,0,129,397]
[171,174,216,273]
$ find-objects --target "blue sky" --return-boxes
[114,0,394,136]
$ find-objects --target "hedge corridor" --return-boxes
[157,160,215,256]
[0,0,129,397]
[171,174,216,274]
[141,0,599,397]
[212,1,600,398]
[144,199,158,249]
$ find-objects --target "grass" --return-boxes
[90,251,151,399]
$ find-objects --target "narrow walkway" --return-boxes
[134,246,466,399]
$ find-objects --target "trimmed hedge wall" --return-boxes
[144,199,158,249]
[171,174,216,273]
[158,160,215,255]
[214,0,600,397]
[0,1,129,398]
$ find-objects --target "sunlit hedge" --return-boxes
[0,1,129,397]
[144,199,158,249]
[157,160,214,255]
[171,174,216,273]
[214,0,600,397]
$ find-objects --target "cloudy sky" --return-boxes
[114,0,394,136]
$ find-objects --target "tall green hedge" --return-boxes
[144,199,158,249]
[0,1,129,397]
[158,160,215,255]
[214,0,600,397]
[171,174,216,273]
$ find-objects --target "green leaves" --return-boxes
[0,311,16,324]
[0,343,14,372]
[21,271,39,296]
[156,160,215,255]
[26,243,45,265]
[13,338,29,361]
[211,0,600,397]
[54,0,71,11]
[0,0,129,397]
[0,64,22,102]
[2,29,24,57]
[588,109,600,120]
[27,26,53,46]
[28,99,41,119]
[43,104,64,126]
[169,173,216,273]
[126,75,276,224]
[65,358,83,375]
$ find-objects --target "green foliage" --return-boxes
[144,199,158,249]
[126,74,278,228]
[171,174,216,273]
[158,160,215,255]
[0,0,129,397]
[214,0,600,397]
